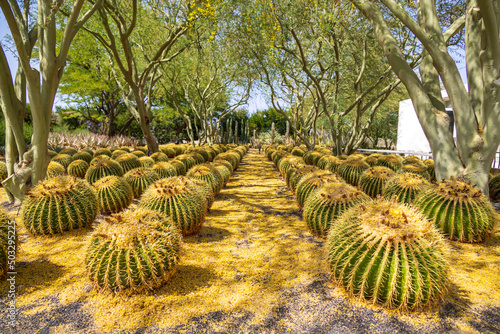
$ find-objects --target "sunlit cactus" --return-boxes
[139,176,208,235]
[48,150,58,159]
[46,161,66,178]
[401,164,431,181]
[90,154,112,165]
[326,198,449,310]
[403,155,423,166]
[291,147,304,157]
[337,159,370,186]
[174,154,197,171]
[85,208,181,293]
[214,153,238,171]
[189,178,215,210]
[382,173,430,204]
[93,148,112,158]
[73,151,92,164]
[60,147,78,156]
[124,167,161,198]
[131,150,146,158]
[67,160,90,178]
[285,165,320,193]
[304,151,324,165]
[160,146,176,158]
[376,155,403,172]
[86,158,124,184]
[365,156,378,167]
[189,152,205,165]
[81,148,94,156]
[21,176,98,235]
[278,156,305,175]
[490,174,500,200]
[303,182,370,237]
[93,176,133,213]
[51,154,73,170]
[151,152,170,162]
[115,153,142,173]
[119,146,131,153]
[191,149,210,163]
[152,161,178,178]
[139,156,155,168]
[212,161,231,186]
[296,170,343,208]
[111,149,128,160]
[186,163,224,194]
[415,178,496,242]
[170,160,187,175]
[0,208,14,279]
[359,166,395,198]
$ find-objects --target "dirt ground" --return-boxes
[0,150,499,334]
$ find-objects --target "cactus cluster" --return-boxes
[415,178,496,243]
[93,176,134,213]
[73,151,92,164]
[376,155,402,172]
[304,182,370,237]
[51,154,73,170]
[151,152,169,162]
[139,156,155,168]
[85,208,181,293]
[21,176,98,235]
[115,153,142,173]
[326,198,449,310]
[285,165,319,193]
[152,161,178,179]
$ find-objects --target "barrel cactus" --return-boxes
[359,166,395,198]
[490,174,500,200]
[317,156,339,170]
[327,198,449,310]
[285,165,319,193]
[415,178,496,243]
[337,159,370,186]
[0,161,7,182]
[291,147,304,157]
[115,153,142,173]
[174,154,197,171]
[111,149,128,160]
[152,161,178,178]
[296,171,343,208]
[85,208,181,293]
[212,161,231,186]
[139,156,155,168]
[383,173,430,204]
[186,164,224,195]
[170,160,187,175]
[73,151,92,164]
[139,176,208,235]
[0,208,14,279]
[131,150,146,158]
[151,152,169,162]
[401,164,431,181]
[376,155,403,172]
[51,154,73,170]
[21,176,99,235]
[278,156,305,176]
[124,167,161,198]
[46,161,66,178]
[214,153,238,171]
[60,147,78,156]
[93,176,134,213]
[303,182,370,237]
[86,158,124,184]
[93,148,112,158]
[189,178,215,210]
[67,160,90,178]
[424,159,436,181]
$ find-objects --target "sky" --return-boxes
[0,15,467,115]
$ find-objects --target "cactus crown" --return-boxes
[363,166,394,179]
[317,182,366,203]
[187,164,213,177]
[301,171,342,187]
[388,172,429,188]
[148,177,192,198]
[434,178,483,200]
[29,175,80,197]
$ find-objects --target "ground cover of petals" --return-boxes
[0,150,499,333]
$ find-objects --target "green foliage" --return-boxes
[248,108,287,135]
[139,176,208,236]
[304,182,370,237]
[124,168,161,198]
[21,176,98,235]
[415,178,496,243]
[93,176,134,214]
[327,198,449,310]
[85,208,181,293]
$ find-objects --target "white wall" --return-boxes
[396,99,432,153]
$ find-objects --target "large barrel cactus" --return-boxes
[139,176,208,235]
[86,158,124,184]
[115,153,142,173]
[186,164,224,195]
[46,161,66,178]
[337,159,370,186]
[93,176,134,214]
[0,208,14,279]
[359,166,395,198]
[124,167,161,198]
[22,176,99,235]
[296,171,343,208]
[326,198,449,310]
[67,160,89,178]
[415,178,496,243]
[383,173,430,204]
[85,208,181,293]
[304,182,370,237]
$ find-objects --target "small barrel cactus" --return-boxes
[291,147,304,157]
[119,146,131,153]
[303,182,370,237]
[90,154,112,165]
[152,161,178,178]
[51,154,73,170]
[327,198,449,310]
[170,160,187,175]
[73,151,93,164]
[93,148,112,158]
[337,159,370,186]
[151,152,169,162]
[86,158,124,184]
[212,162,231,186]
[0,161,7,182]
[359,166,395,198]
[139,176,208,235]
[186,164,224,195]
[278,156,305,176]
[115,153,142,173]
[111,149,128,160]
[424,159,436,181]
[489,174,500,200]
[93,176,134,213]
[401,164,431,181]
[60,147,78,156]
[67,160,90,178]
[365,156,378,167]
[139,156,155,168]
[124,167,161,198]
[285,165,319,193]
[382,173,430,204]
[415,178,496,242]
[189,152,205,165]
[0,208,14,279]
[48,150,58,159]
[46,161,66,178]
[85,208,181,293]
[131,150,146,158]
[174,154,197,171]
[214,153,237,171]
[161,147,177,158]
[376,155,403,172]
[21,176,98,235]
[296,171,343,208]
[316,155,338,170]
[81,148,94,156]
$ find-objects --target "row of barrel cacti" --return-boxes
[264,144,497,311]
[1,144,249,294]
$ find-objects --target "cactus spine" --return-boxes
[85,208,181,293]
[326,198,449,310]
